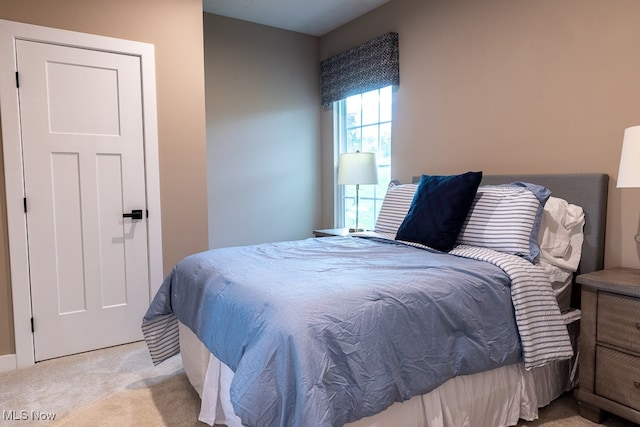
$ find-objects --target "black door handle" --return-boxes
[123,209,143,220]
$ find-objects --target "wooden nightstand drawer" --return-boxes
[597,292,640,353]
[595,346,640,412]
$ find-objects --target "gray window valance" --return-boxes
[320,32,399,106]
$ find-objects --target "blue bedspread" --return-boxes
[144,236,522,426]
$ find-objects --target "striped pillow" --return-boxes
[374,180,418,235]
[457,183,550,262]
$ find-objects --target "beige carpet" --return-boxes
[0,341,204,427]
[0,341,637,426]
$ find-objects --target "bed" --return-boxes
[142,173,608,427]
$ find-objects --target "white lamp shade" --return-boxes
[338,152,378,185]
[617,125,640,188]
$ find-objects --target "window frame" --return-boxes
[334,86,392,230]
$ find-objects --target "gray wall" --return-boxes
[204,14,322,248]
[203,0,640,270]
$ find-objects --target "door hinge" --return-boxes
[31,317,34,333]
[23,197,27,213]
[15,71,19,89]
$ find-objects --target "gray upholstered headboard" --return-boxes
[411,173,609,276]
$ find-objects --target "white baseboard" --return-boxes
[0,353,17,372]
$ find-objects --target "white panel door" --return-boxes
[16,40,150,361]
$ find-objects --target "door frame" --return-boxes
[0,19,163,368]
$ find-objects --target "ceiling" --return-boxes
[202,0,390,37]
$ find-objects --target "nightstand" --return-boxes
[575,268,640,425]
[313,228,352,237]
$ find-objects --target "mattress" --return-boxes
[179,309,580,427]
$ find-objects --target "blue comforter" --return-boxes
[144,236,521,426]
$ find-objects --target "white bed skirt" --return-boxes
[178,315,578,427]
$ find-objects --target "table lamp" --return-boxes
[617,125,640,243]
[338,151,378,232]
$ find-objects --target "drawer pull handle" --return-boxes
[636,322,640,330]
[636,381,640,389]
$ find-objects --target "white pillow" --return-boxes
[374,180,417,235]
[537,196,585,272]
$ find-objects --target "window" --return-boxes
[336,86,392,230]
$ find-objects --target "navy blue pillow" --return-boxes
[395,171,483,251]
